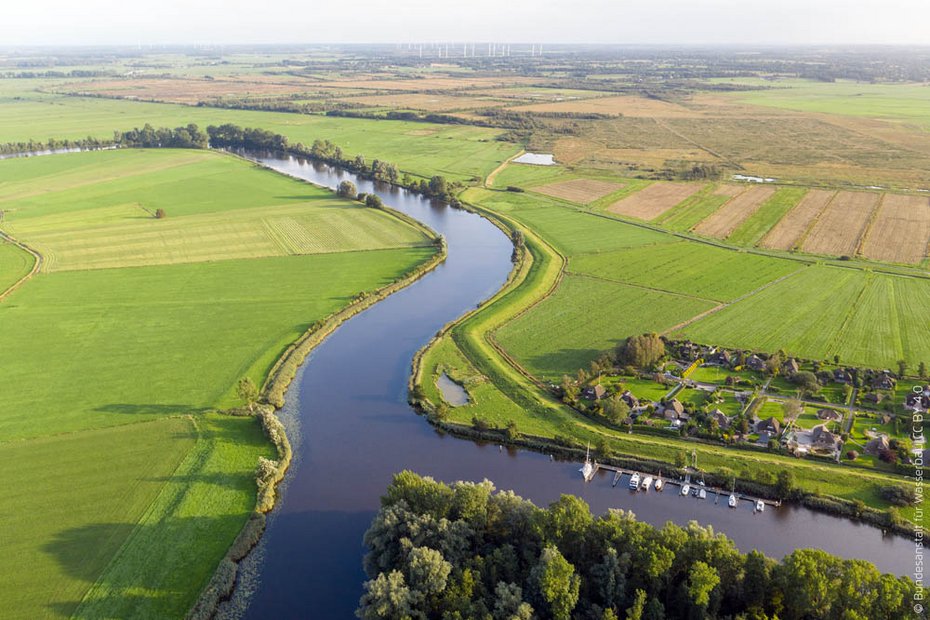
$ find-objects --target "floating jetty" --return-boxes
[578,461,780,510]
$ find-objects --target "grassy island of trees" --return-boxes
[359,472,921,620]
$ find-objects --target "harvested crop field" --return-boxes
[801,191,880,256]
[692,185,776,238]
[338,92,504,112]
[760,189,835,250]
[607,181,703,220]
[859,194,930,264]
[533,178,623,204]
[60,78,314,104]
[507,95,698,117]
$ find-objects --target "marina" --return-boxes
[579,453,779,512]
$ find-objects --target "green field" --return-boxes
[496,274,715,379]
[0,239,34,291]
[0,150,429,272]
[717,78,930,128]
[0,149,435,617]
[679,265,930,369]
[0,88,518,181]
[568,241,800,303]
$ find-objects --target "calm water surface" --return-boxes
[222,152,911,619]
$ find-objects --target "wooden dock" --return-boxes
[580,462,781,509]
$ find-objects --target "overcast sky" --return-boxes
[3,0,929,47]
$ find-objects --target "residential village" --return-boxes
[557,336,928,476]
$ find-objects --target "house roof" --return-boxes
[817,409,841,421]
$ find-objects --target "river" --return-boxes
[220,152,912,619]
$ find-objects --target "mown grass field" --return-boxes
[0,87,518,181]
[0,149,436,618]
[496,275,716,379]
[679,265,930,369]
[568,241,800,303]
[0,239,34,291]
[1,150,429,271]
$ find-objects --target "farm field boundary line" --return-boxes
[663,266,808,334]
[563,269,720,304]
[0,229,41,302]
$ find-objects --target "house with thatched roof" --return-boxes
[756,417,780,435]
[865,435,890,456]
[817,409,842,422]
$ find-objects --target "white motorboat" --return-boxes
[728,494,737,508]
[755,500,765,513]
[628,472,641,490]
[654,478,664,491]
[642,476,653,491]
[681,484,690,496]
[698,488,706,500]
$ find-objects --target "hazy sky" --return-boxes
[3,0,930,47]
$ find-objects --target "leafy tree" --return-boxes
[357,570,416,620]
[603,395,631,425]
[337,180,358,199]
[365,194,384,209]
[617,333,665,369]
[531,546,580,620]
[674,451,687,469]
[919,361,928,379]
[687,561,720,609]
[404,546,451,595]
[154,208,167,219]
[236,376,259,412]
[625,589,647,620]
[897,359,908,377]
[493,582,534,620]
[775,469,794,500]
[789,371,820,394]
[782,398,803,423]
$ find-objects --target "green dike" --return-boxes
[0,238,35,294]
[0,148,439,618]
[412,186,919,527]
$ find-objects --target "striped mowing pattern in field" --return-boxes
[679,265,930,369]
[9,200,429,272]
[759,189,835,250]
[859,194,930,264]
[801,191,880,256]
[692,184,776,238]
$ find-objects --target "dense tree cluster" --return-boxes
[205,123,288,151]
[117,123,209,149]
[360,472,918,620]
[617,333,665,370]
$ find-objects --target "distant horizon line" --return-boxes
[2,42,930,51]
